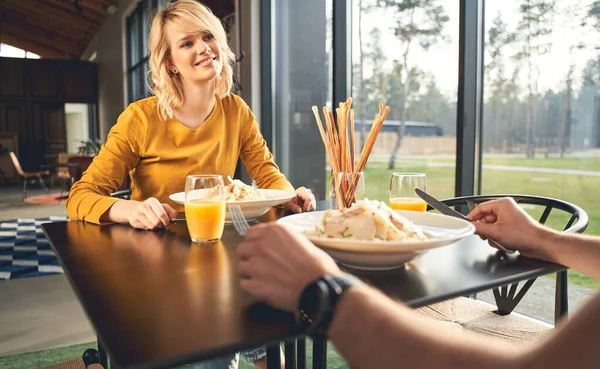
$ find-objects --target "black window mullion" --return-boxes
[455,0,485,197]
[127,0,158,103]
[260,0,274,148]
[137,2,144,73]
[127,15,134,103]
[332,0,352,111]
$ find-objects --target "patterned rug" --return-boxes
[0,216,68,280]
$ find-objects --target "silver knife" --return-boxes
[415,189,516,254]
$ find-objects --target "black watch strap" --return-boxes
[298,273,363,336]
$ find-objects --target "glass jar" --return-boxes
[329,171,365,210]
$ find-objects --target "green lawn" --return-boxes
[384,155,600,172]
[483,156,600,171]
[339,156,600,289]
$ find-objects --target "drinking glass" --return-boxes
[389,173,427,212]
[184,174,226,243]
[329,172,365,210]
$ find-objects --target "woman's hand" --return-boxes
[107,197,177,229]
[284,187,316,213]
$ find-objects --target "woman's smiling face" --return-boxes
[167,25,223,86]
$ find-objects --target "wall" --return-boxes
[0,57,96,171]
[81,0,137,139]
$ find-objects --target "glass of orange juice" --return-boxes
[389,173,428,212]
[184,174,226,243]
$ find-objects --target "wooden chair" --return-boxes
[9,151,50,201]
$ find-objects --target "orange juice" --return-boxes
[185,200,226,242]
[389,197,428,212]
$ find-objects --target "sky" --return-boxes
[0,43,40,59]
[352,0,599,99]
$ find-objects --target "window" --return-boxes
[126,0,167,103]
[0,43,40,59]
[352,0,459,201]
[270,0,333,197]
[479,0,599,317]
[482,1,600,248]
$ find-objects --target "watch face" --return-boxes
[296,280,328,330]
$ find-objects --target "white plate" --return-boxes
[277,210,475,270]
[169,189,296,222]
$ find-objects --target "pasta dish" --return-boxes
[315,199,428,241]
[205,176,265,201]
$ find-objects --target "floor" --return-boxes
[0,184,597,359]
[0,185,95,357]
[0,186,68,222]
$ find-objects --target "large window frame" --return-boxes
[260,0,485,198]
[126,0,162,104]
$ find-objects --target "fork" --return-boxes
[229,205,250,236]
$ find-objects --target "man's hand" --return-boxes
[467,198,555,259]
[284,187,316,213]
[237,223,341,311]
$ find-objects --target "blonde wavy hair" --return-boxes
[148,0,236,120]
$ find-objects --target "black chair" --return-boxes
[413,193,590,347]
[434,194,588,322]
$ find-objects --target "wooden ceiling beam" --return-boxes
[0,5,95,44]
[4,0,102,30]
[42,0,107,23]
[0,7,97,37]
[79,0,119,16]
[2,21,85,57]
[0,32,74,59]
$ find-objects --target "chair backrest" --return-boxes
[437,194,588,234]
[56,152,73,179]
[9,152,25,177]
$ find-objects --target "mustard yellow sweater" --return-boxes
[66,94,294,224]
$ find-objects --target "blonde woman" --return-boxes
[66,1,310,367]
[66,0,314,230]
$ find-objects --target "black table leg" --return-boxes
[555,270,568,323]
[297,338,306,369]
[267,345,281,369]
[284,340,297,369]
[312,335,327,369]
[98,340,108,368]
[81,337,108,369]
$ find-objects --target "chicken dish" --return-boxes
[316,199,429,241]
[205,176,265,201]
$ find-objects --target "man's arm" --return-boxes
[328,283,600,369]
[543,231,600,279]
[467,197,600,278]
[237,214,600,369]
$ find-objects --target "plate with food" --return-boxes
[169,177,296,222]
[277,199,475,270]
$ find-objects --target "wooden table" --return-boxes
[42,207,564,369]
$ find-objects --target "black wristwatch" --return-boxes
[295,274,363,336]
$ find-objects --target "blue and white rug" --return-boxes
[0,216,68,280]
